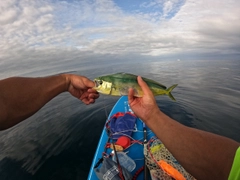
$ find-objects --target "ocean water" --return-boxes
[0,59,239,180]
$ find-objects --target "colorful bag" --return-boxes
[107,112,136,139]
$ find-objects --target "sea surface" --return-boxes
[0,59,239,180]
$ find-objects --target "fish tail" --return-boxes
[166,84,178,101]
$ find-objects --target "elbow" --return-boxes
[0,125,8,131]
[0,118,10,131]
[0,119,16,131]
[0,108,10,130]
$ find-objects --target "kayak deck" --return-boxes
[88,96,155,180]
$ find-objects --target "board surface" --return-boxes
[88,96,154,180]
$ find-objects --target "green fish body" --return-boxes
[94,72,178,101]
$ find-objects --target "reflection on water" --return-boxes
[0,59,239,179]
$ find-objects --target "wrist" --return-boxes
[145,109,164,127]
[150,108,162,120]
[59,74,70,92]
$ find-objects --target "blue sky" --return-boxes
[114,0,185,20]
[0,0,239,65]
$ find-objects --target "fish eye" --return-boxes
[99,80,103,85]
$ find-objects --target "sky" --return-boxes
[0,0,240,65]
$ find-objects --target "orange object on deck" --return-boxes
[158,160,186,180]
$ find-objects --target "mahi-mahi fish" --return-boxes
[94,72,178,101]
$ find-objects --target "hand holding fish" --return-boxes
[128,76,162,123]
[64,74,99,105]
[129,76,240,180]
[0,74,99,130]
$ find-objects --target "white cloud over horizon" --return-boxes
[0,0,240,65]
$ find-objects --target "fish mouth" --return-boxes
[92,81,98,91]
[94,79,102,88]
[94,80,98,87]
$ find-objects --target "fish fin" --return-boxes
[166,84,178,101]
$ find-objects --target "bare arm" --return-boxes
[128,76,240,180]
[0,74,99,130]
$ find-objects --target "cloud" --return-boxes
[0,0,239,68]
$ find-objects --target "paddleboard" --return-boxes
[87,96,155,180]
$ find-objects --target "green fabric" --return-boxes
[228,147,240,180]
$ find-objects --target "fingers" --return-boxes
[80,89,99,105]
[80,93,99,105]
[89,92,99,99]
[128,88,135,104]
[82,98,95,105]
[81,98,93,105]
[87,88,98,93]
[87,89,99,99]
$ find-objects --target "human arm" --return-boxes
[128,76,240,180]
[0,74,99,130]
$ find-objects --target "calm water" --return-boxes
[0,59,239,180]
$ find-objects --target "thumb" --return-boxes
[82,78,95,88]
[137,76,153,96]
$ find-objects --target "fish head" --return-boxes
[93,78,112,95]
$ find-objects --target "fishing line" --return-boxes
[110,129,154,151]
[112,129,152,134]
[109,131,125,180]
[112,130,152,142]
[103,95,109,119]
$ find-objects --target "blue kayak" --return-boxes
[88,96,155,180]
